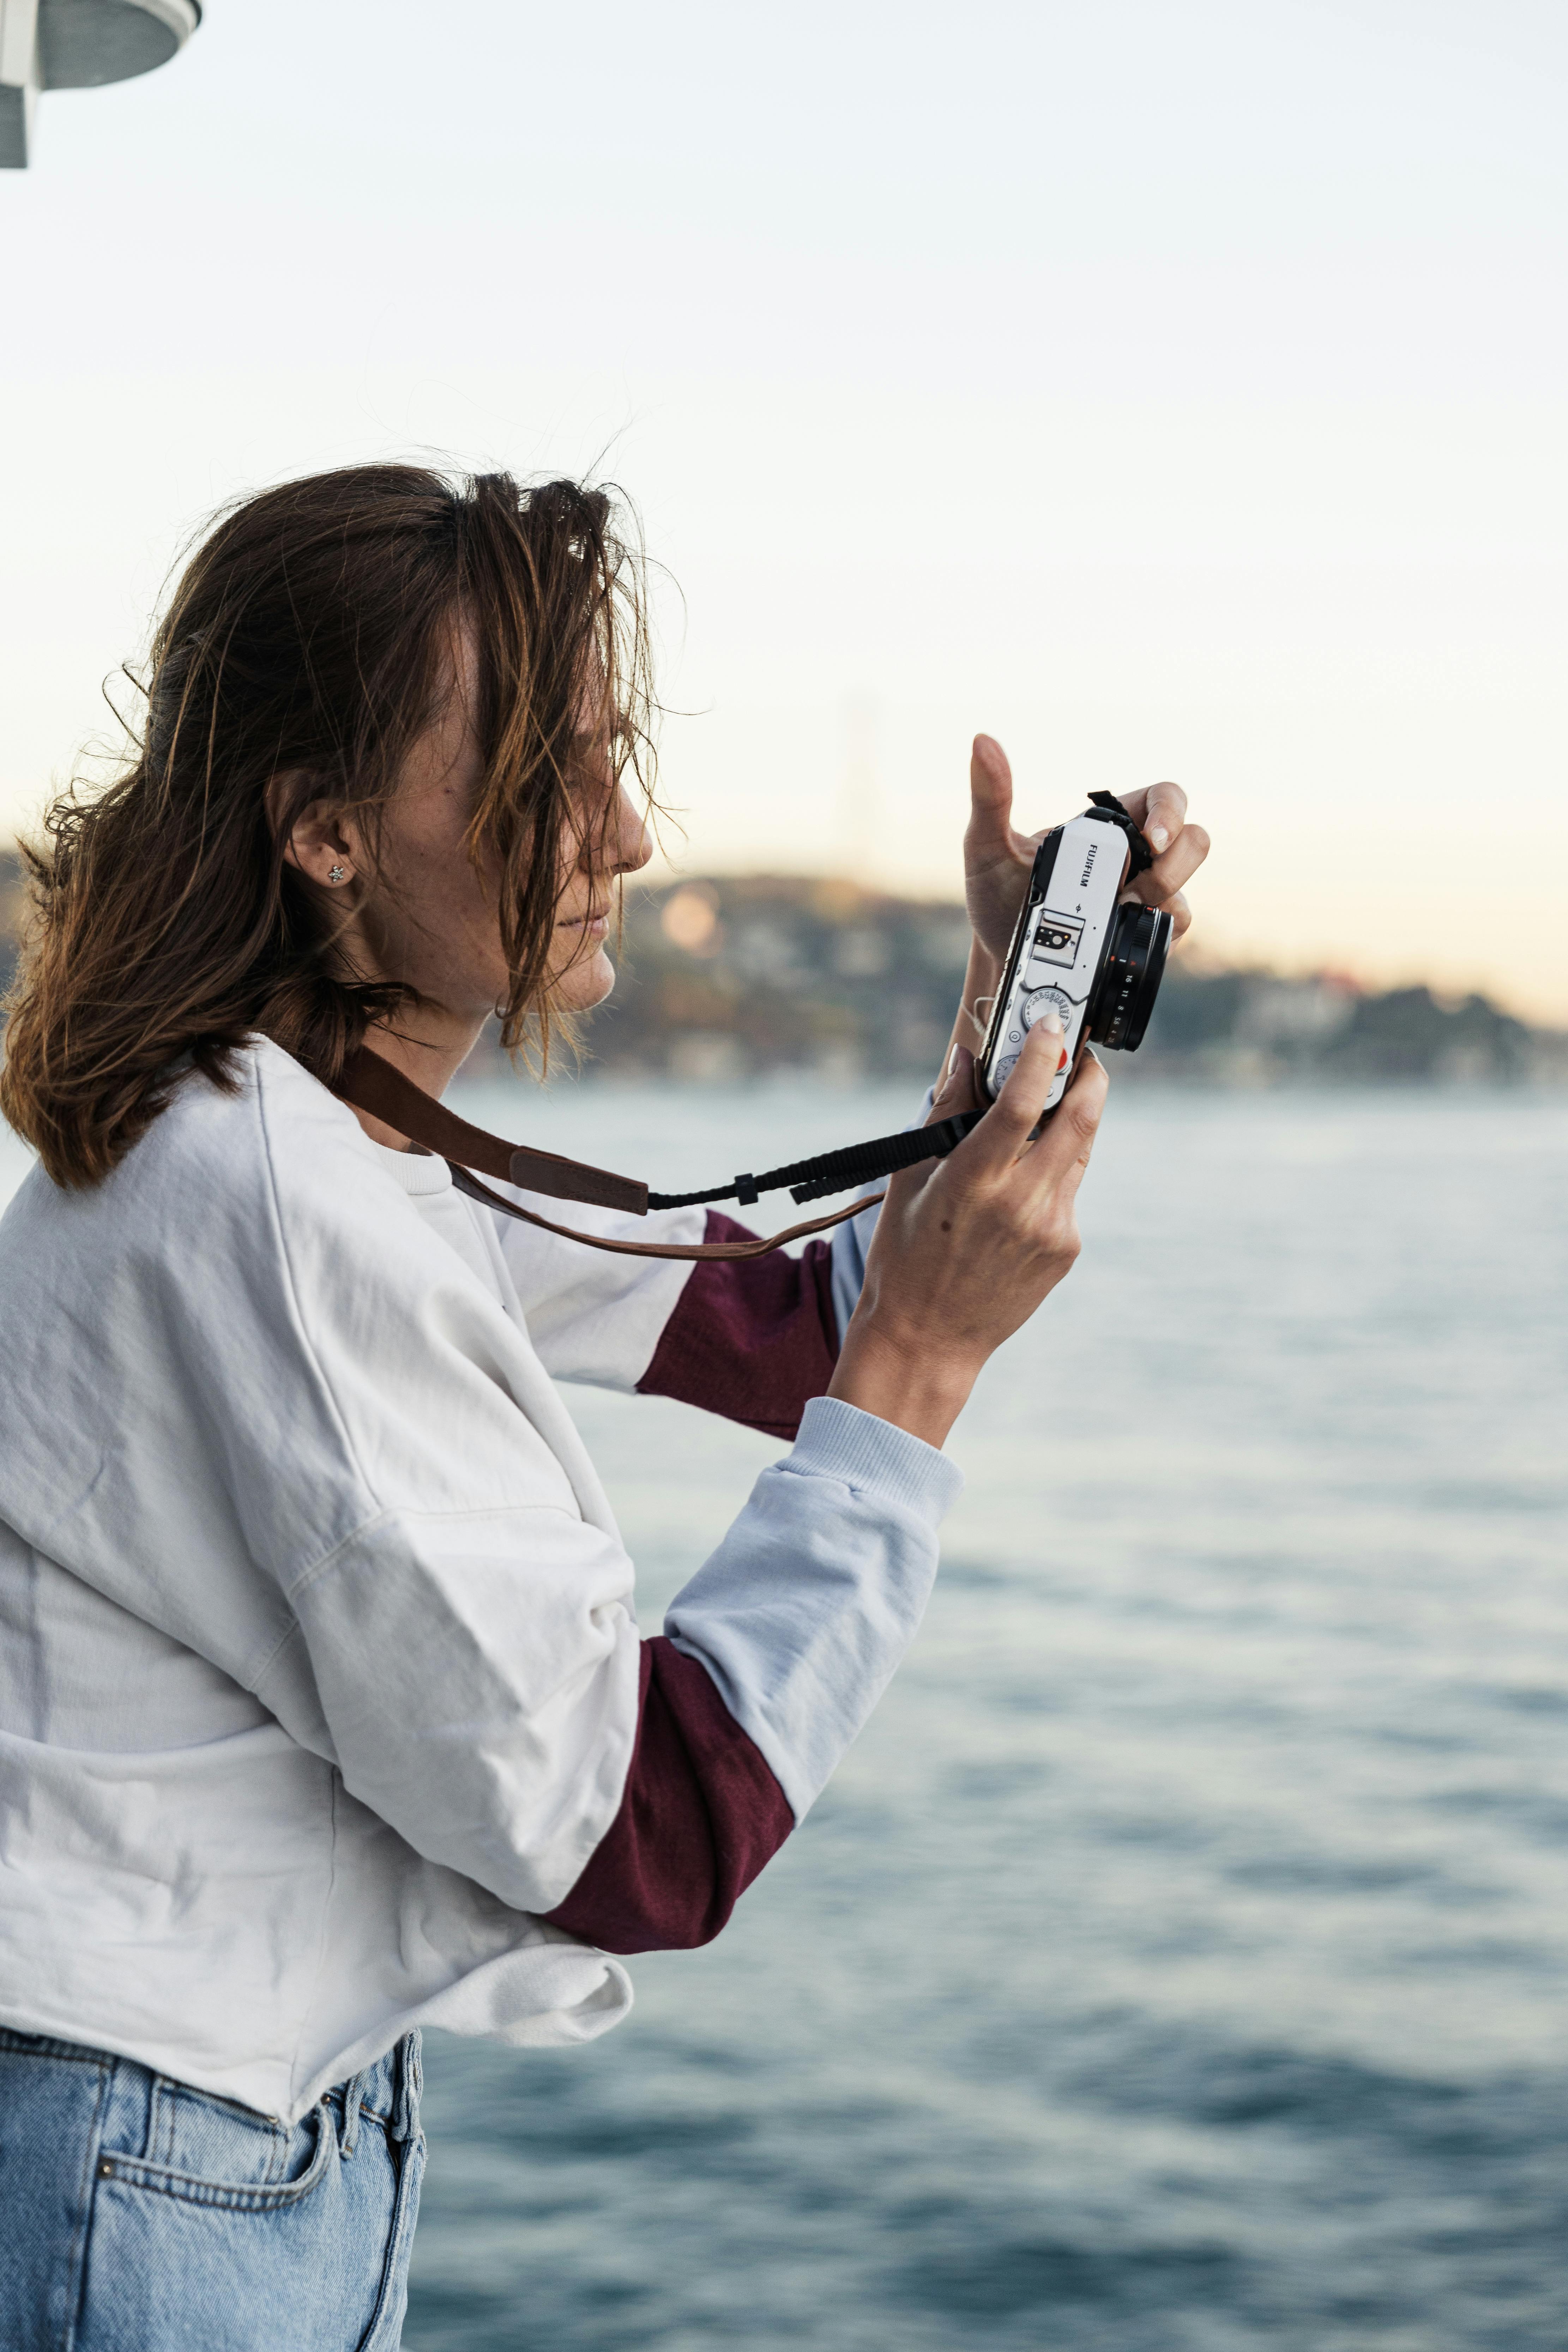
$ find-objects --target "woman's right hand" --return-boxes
[828,1017,1109,1449]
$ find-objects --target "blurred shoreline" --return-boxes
[524,873,1567,1091]
[5,854,1562,1092]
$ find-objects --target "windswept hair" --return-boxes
[1,463,659,1188]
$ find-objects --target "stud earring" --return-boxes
[327,863,348,885]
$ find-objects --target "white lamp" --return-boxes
[1,0,200,167]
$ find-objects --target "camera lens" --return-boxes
[1087,902,1172,1051]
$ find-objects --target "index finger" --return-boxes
[955,1021,1107,1183]
[1133,785,1184,861]
[956,1020,1068,1171]
[1015,1044,1109,1204]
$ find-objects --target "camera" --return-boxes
[977,797,1172,1111]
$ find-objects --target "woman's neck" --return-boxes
[346,1009,490,1151]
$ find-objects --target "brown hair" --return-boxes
[0,463,658,1188]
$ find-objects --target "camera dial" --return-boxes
[1021,987,1073,1030]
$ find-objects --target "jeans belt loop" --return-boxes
[392,2029,423,2144]
[338,2068,369,2159]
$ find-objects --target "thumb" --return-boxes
[967,735,1015,849]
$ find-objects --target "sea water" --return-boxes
[408,1078,1568,2352]
[4,1080,1565,2347]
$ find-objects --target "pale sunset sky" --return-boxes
[2,1,1565,1015]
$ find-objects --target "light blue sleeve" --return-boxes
[664,1394,963,1821]
[826,1087,937,1342]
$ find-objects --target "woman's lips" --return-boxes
[559,906,611,936]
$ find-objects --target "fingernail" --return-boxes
[1147,824,1170,853]
[944,1043,960,1080]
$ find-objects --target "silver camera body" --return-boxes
[977,798,1172,1110]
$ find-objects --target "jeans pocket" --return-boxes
[82,2095,396,2351]
[98,2097,338,2212]
[139,2078,303,2190]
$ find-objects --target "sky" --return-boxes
[2,0,1566,1017]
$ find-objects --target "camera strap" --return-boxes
[1085,791,1156,879]
[332,1044,983,1262]
[330,796,1150,1260]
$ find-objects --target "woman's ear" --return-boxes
[269,775,360,891]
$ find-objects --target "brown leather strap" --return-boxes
[336,1045,648,1213]
[332,1044,891,1262]
[448,1163,885,1261]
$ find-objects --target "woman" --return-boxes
[0,465,1206,2350]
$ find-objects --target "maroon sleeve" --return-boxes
[542,1635,795,1954]
[635,1212,840,1440]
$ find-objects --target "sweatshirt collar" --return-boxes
[367,1140,453,1199]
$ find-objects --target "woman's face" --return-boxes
[340,631,651,1026]
[545,695,653,1016]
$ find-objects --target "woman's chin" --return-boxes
[554,946,617,1014]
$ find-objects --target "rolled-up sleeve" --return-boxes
[665,1396,963,1822]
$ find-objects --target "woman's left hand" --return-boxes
[964,732,1211,965]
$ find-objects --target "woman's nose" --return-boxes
[603,783,652,879]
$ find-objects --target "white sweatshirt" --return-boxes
[0,1039,958,2122]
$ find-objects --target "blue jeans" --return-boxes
[0,2026,425,2352]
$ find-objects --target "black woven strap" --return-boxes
[647,1112,983,1211]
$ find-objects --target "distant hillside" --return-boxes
[0,850,22,1000]
[1134,963,1553,1087]
[568,875,1565,1088]
[2,851,1562,1086]
[584,875,973,1084]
